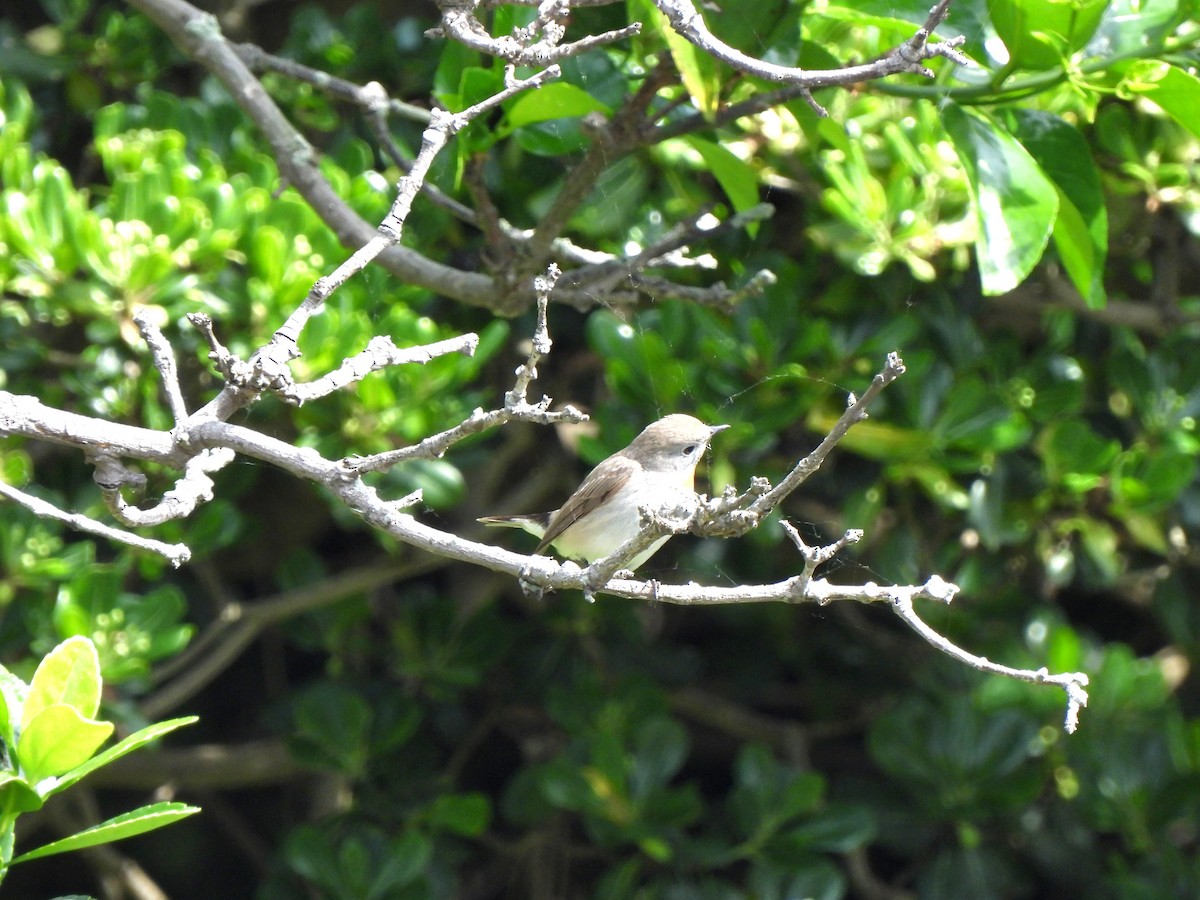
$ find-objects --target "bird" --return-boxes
[479,414,728,571]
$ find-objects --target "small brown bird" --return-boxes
[480,414,728,571]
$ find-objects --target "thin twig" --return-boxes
[888,593,1090,732]
[280,333,480,406]
[101,448,236,528]
[0,480,190,567]
[134,309,189,422]
[432,1,641,66]
[346,265,586,474]
[654,0,970,116]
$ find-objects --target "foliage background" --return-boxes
[1,0,1199,896]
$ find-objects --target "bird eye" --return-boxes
[683,444,698,456]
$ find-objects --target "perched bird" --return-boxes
[480,414,728,571]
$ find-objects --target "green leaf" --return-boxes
[537,757,592,811]
[1085,0,1186,60]
[870,697,1040,807]
[1118,61,1200,140]
[685,136,761,235]
[0,772,45,816]
[750,859,846,900]
[394,458,466,509]
[426,792,491,836]
[784,803,876,853]
[1006,110,1107,307]
[458,66,505,112]
[933,374,1030,452]
[17,705,113,786]
[987,0,1108,71]
[920,845,1025,900]
[1039,419,1119,491]
[703,0,791,58]
[44,716,198,798]
[1113,445,1198,514]
[11,801,200,864]
[290,684,372,775]
[944,104,1058,296]
[367,831,431,897]
[0,665,25,748]
[730,745,825,837]
[432,38,480,104]
[501,83,611,131]
[654,6,722,119]
[22,635,102,729]
[631,716,689,796]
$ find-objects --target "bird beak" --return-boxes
[709,424,730,437]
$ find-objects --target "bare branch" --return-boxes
[560,204,775,301]
[126,0,496,309]
[134,309,188,422]
[3,364,1090,731]
[233,43,432,124]
[0,479,190,567]
[782,521,865,578]
[654,0,970,116]
[750,352,907,515]
[266,66,560,354]
[346,265,586,474]
[100,448,235,528]
[0,391,183,465]
[888,591,1090,733]
[280,333,480,406]
[507,264,559,407]
[691,352,906,541]
[432,0,641,66]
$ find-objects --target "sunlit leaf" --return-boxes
[11,802,200,863]
[17,704,113,785]
[944,104,1058,295]
[22,635,102,728]
[1118,60,1200,140]
[1007,110,1106,307]
[502,83,610,131]
[45,716,198,797]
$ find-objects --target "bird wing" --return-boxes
[535,454,637,554]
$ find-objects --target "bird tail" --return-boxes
[477,513,551,539]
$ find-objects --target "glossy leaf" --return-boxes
[367,831,431,896]
[0,773,44,816]
[426,792,491,836]
[631,716,689,796]
[22,635,101,729]
[1085,0,1186,60]
[944,104,1058,295]
[45,716,198,797]
[1039,419,1119,491]
[0,665,25,748]
[783,803,876,853]
[685,136,762,235]
[1006,109,1107,307]
[1118,60,1200,140]
[920,845,1027,900]
[988,0,1108,70]
[749,860,846,900]
[11,801,200,863]
[501,83,611,131]
[17,704,113,785]
[659,13,722,120]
